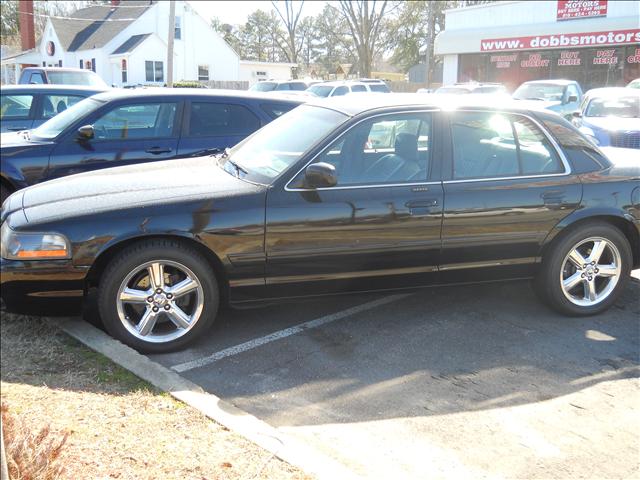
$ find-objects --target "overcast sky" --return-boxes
[189,1,331,26]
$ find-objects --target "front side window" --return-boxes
[224,105,347,184]
[275,83,291,91]
[32,97,104,140]
[249,82,276,92]
[566,84,579,101]
[311,112,432,186]
[198,65,209,81]
[260,102,298,119]
[145,61,164,82]
[450,112,562,180]
[307,85,333,97]
[1,94,34,119]
[332,86,349,96]
[351,84,367,92]
[369,84,390,93]
[42,94,86,119]
[93,102,177,140]
[188,102,260,137]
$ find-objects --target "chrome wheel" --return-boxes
[116,260,204,343]
[560,237,621,307]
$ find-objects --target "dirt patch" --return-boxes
[1,312,311,480]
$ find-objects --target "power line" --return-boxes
[16,10,149,22]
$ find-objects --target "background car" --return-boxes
[435,82,508,95]
[307,79,390,97]
[18,67,108,88]
[512,79,583,118]
[2,95,638,353]
[0,88,304,203]
[248,80,310,92]
[572,87,640,149]
[627,78,640,89]
[1,85,106,133]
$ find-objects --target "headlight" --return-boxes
[1,223,70,260]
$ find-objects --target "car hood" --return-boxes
[1,131,53,147]
[599,147,640,178]
[583,117,640,132]
[16,156,265,224]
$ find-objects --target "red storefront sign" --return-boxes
[557,1,608,21]
[557,51,581,66]
[480,28,640,52]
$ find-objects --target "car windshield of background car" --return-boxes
[31,97,104,139]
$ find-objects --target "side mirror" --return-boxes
[567,94,578,103]
[572,111,582,118]
[77,124,94,140]
[304,162,337,188]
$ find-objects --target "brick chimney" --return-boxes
[19,0,36,51]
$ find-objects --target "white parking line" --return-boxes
[171,293,410,373]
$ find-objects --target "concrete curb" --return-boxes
[57,319,359,480]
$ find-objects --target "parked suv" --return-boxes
[513,79,583,118]
[18,67,108,88]
[307,80,390,97]
[1,85,106,133]
[1,89,304,202]
[249,80,310,92]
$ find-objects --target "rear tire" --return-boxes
[97,239,219,353]
[535,222,631,316]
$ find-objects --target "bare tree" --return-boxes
[336,0,389,77]
[271,0,304,76]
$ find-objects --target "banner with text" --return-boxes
[557,1,608,21]
[480,29,640,52]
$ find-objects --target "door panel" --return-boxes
[265,111,443,298]
[45,101,180,180]
[440,111,581,282]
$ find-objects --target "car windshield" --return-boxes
[307,85,334,97]
[436,87,470,95]
[250,82,277,92]
[369,84,390,93]
[585,96,640,118]
[223,105,347,183]
[31,97,104,139]
[47,71,107,87]
[513,83,565,101]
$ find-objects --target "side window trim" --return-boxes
[284,109,441,192]
[442,110,571,184]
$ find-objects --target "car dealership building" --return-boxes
[435,0,639,91]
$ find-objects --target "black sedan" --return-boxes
[2,95,639,353]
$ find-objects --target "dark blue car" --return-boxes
[1,88,304,203]
[1,84,107,133]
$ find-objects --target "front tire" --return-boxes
[97,239,219,353]
[536,222,632,316]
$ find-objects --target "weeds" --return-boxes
[1,402,69,480]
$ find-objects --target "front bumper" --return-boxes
[1,257,88,314]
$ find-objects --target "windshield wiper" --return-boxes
[226,158,247,177]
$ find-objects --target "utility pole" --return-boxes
[167,1,175,87]
[425,3,433,89]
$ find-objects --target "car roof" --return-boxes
[584,87,640,98]
[1,84,107,93]
[521,79,577,86]
[305,92,554,117]
[90,87,306,104]
[21,67,98,73]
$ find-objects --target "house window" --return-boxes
[174,16,182,40]
[79,60,83,69]
[58,60,62,67]
[198,65,209,81]
[85,60,92,70]
[91,58,96,72]
[256,71,267,76]
[145,60,164,82]
[121,59,127,83]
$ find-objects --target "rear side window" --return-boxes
[1,94,34,119]
[29,72,45,84]
[188,102,260,137]
[41,94,87,119]
[450,112,563,180]
[275,83,291,91]
[261,102,297,119]
[369,84,390,93]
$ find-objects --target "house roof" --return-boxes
[111,33,152,55]
[51,1,155,52]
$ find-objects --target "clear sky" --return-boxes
[188,1,331,26]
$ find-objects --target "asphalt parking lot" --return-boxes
[148,273,640,479]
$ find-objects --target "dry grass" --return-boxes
[0,312,311,480]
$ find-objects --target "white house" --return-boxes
[2,0,240,87]
[239,60,298,87]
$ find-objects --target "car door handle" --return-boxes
[145,147,172,154]
[406,198,439,215]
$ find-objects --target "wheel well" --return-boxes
[85,235,229,302]
[543,215,640,268]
